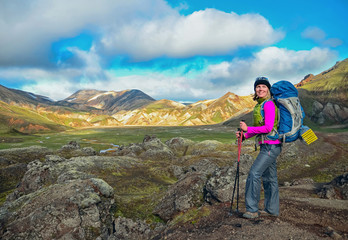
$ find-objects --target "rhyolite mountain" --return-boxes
[58,89,156,114]
[0,84,256,133]
[0,84,54,107]
[112,92,255,126]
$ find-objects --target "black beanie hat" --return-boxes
[254,77,271,90]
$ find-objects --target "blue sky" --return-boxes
[0,0,347,102]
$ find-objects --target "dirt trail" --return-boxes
[155,183,348,240]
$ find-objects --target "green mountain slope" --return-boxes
[0,101,68,134]
[297,59,348,107]
[297,59,348,125]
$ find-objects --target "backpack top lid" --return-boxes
[270,80,298,99]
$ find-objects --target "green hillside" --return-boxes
[0,101,68,134]
[298,59,348,106]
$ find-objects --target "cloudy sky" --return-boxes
[0,0,347,102]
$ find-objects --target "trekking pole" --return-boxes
[229,127,243,215]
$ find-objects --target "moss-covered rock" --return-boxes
[0,179,115,240]
[153,172,207,222]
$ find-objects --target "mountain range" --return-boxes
[57,89,155,113]
[0,58,347,133]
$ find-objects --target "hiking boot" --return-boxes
[259,210,278,217]
[242,211,259,219]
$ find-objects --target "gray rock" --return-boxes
[312,101,324,115]
[90,178,114,198]
[191,140,223,156]
[140,136,174,160]
[317,173,348,200]
[45,155,65,163]
[142,135,167,151]
[0,179,115,240]
[171,165,184,179]
[127,144,144,155]
[335,104,348,122]
[82,147,97,156]
[317,112,325,125]
[165,137,194,156]
[204,154,254,203]
[113,217,163,240]
[290,178,315,186]
[140,148,174,160]
[153,172,207,222]
[171,159,219,180]
[57,170,91,183]
[61,140,81,150]
[278,142,298,160]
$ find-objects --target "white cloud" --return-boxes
[101,8,284,60]
[0,0,175,66]
[1,1,283,65]
[201,47,337,95]
[302,26,326,41]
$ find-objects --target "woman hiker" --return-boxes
[236,76,282,219]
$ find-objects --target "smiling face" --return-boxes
[255,84,270,99]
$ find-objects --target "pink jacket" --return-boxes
[245,100,282,145]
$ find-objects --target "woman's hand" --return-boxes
[239,121,248,132]
[235,130,245,141]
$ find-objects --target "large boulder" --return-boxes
[58,141,97,158]
[172,158,219,180]
[311,101,348,125]
[114,143,144,157]
[0,178,115,240]
[153,172,207,222]
[204,154,254,203]
[190,140,224,156]
[165,137,195,156]
[140,135,174,160]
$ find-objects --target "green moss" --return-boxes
[170,206,211,226]
[312,172,335,183]
[0,189,14,207]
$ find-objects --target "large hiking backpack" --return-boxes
[264,80,317,144]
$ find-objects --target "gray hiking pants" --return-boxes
[245,144,282,215]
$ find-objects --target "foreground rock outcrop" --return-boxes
[1,178,114,239]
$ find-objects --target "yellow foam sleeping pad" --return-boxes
[301,128,318,145]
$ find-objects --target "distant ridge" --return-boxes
[58,89,156,114]
[0,84,54,107]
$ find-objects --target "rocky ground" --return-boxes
[0,131,347,239]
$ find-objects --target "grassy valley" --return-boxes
[0,125,236,152]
